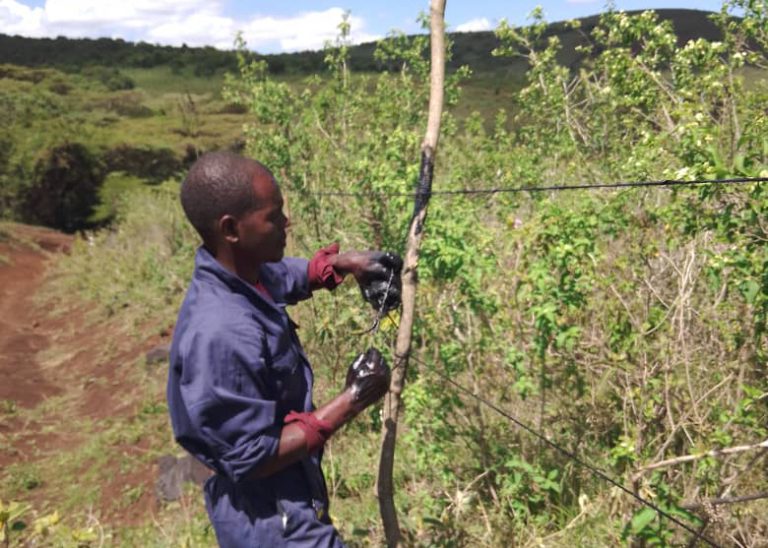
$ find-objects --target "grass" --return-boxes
[112,489,215,547]
[89,172,151,225]
[453,69,526,122]
[118,66,527,151]
[0,222,42,252]
[0,289,173,541]
[741,65,768,90]
[2,64,245,199]
[0,223,11,264]
[74,87,244,155]
[122,67,225,97]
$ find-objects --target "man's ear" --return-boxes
[219,215,239,243]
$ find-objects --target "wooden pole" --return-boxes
[376,1,446,546]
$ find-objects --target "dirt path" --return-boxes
[0,226,71,410]
[0,225,171,528]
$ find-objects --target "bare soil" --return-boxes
[0,224,170,527]
[0,226,69,409]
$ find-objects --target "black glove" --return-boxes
[357,252,403,314]
[345,348,391,410]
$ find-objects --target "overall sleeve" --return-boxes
[261,246,346,304]
[307,243,344,290]
[172,319,280,484]
[260,257,312,304]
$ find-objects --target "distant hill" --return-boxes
[0,9,722,76]
[447,8,723,74]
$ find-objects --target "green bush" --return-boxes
[19,142,104,232]
[82,66,135,91]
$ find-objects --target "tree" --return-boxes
[20,143,104,232]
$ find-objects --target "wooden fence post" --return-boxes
[376,1,446,545]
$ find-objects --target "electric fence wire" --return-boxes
[290,176,768,199]
[347,174,764,545]
[402,352,722,548]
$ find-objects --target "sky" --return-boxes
[0,1,727,54]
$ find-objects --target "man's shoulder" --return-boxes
[260,257,308,282]
[172,306,264,367]
[176,280,263,343]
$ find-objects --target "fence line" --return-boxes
[286,176,768,199]
[403,352,722,547]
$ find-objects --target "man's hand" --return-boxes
[331,250,403,313]
[251,347,391,479]
[329,250,393,278]
[345,348,391,412]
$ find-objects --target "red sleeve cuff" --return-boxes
[284,411,334,453]
[308,243,345,291]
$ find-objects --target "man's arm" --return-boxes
[262,244,388,300]
[247,390,357,479]
[169,323,283,483]
[248,348,389,480]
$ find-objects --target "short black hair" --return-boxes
[180,151,265,244]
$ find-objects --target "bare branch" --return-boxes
[681,491,768,511]
[635,439,768,478]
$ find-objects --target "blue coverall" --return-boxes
[167,247,345,547]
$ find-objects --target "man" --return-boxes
[167,151,401,546]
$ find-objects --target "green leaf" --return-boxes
[740,279,760,304]
[630,507,657,534]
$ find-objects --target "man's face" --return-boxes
[235,171,289,264]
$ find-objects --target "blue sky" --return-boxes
[1,1,727,53]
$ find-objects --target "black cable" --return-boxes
[404,353,722,548]
[328,173,765,545]
[289,176,768,199]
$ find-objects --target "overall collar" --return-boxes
[193,246,282,313]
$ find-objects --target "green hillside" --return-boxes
[0,8,733,234]
[0,9,723,76]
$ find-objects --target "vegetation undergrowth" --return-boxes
[0,62,246,233]
[2,2,768,546]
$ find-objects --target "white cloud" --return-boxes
[241,8,379,52]
[0,0,45,36]
[44,0,215,26]
[455,17,492,33]
[0,1,377,52]
[146,12,237,49]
